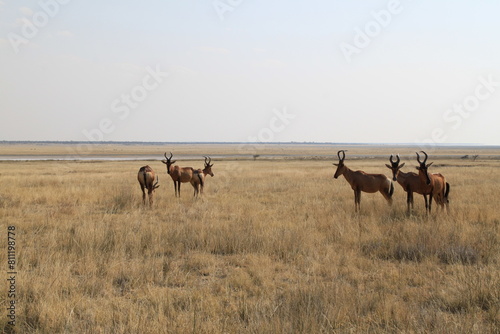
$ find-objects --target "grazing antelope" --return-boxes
[138,165,160,206]
[386,154,430,213]
[333,150,394,212]
[161,152,196,197]
[190,156,215,197]
[415,151,450,213]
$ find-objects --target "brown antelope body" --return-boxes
[415,151,450,213]
[386,154,430,212]
[190,156,215,197]
[334,150,394,212]
[162,152,197,197]
[138,165,159,206]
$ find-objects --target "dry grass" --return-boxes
[0,146,499,333]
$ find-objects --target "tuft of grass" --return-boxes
[437,245,479,265]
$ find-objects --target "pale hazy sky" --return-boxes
[1,0,499,144]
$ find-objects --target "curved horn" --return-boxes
[337,150,346,161]
[420,151,428,164]
[416,151,421,164]
[389,154,394,164]
[396,154,400,164]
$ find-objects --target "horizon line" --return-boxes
[0,140,498,147]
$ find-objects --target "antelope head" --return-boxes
[333,150,347,179]
[203,156,214,177]
[416,151,432,185]
[385,154,405,181]
[161,152,176,174]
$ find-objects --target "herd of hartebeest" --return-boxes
[138,152,214,205]
[138,150,450,213]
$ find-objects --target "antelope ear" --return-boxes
[399,162,405,168]
[415,166,420,170]
[385,164,392,169]
[333,163,339,166]
[426,162,433,168]
[161,160,167,164]
[171,160,177,164]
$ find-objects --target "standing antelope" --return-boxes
[190,156,215,197]
[138,165,160,206]
[333,150,394,212]
[161,152,196,197]
[415,151,450,213]
[386,154,430,213]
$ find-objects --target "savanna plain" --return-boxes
[0,144,499,333]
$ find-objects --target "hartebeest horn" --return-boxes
[390,154,401,165]
[416,151,431,167]
[337,150,346,161]
[420,151,428,164]
[204,156,214,167]
[387,154,404,171]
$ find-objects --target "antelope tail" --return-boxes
[197,173,204,188]
[143,172,147,189]
[444,182,450,201]
[389,180,394,198]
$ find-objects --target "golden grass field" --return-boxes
[0,143,499,333]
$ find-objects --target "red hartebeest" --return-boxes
[138,165,160,206]
[190,156,215,197]
[415,151,450,213]
[161,152,196,197]
[334,150,394,212]
[386,154,431,213]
